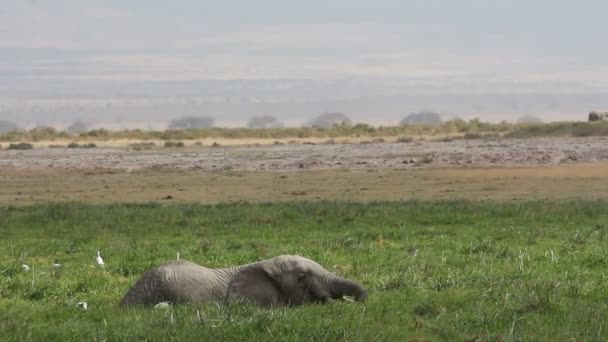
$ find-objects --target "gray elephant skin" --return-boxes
[120,255,367,307]
[589,111,608,121]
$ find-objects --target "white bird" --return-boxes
[77,302,88,310]
[22,264,30,272]
[52,263,62,268]
[96,251,104,267]
[154,301,171,309]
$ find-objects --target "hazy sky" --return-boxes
[1,0,608,127]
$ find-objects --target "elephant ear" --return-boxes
[227,262,286,307]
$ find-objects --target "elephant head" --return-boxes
[227,255,367,306]
[120,255,367,308]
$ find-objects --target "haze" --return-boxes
[1,0,608,129]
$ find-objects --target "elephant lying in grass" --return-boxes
[121,255,367,307]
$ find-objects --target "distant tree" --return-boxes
[516,115,543,124]
[168,116,215,129]
[247,116,284,129]
[0,120,19,133]
[67,121,89,134]
[306,112,351,128]
[400,112,443,125]
[35,123,53,130]
[33,125,57,134]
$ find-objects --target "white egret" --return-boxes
[22,264,30,272]
[154,301,171,309]
[96,251,104,267]
[77,302,88,310]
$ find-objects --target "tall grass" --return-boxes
[3,120,608,143]
[1,200,607,340]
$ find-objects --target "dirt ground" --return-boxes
[1,137,608,204]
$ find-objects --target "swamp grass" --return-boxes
[0,200,607,340]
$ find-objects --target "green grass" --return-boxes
[1,201,607,341]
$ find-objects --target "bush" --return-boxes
[85,129,110,138]
[352,123,376,134]
[27,127,60,141]
[129,142,156,151]
[396,136,414,143]
[8,142,33,150]
[164,141,185,148]
[67,142,97,149]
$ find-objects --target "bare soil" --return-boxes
[2,137,608,204]
[2,137,608,172]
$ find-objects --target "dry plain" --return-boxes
[2,136,608,204]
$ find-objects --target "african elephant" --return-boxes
[589,111,608,121]
[120,255,367,307]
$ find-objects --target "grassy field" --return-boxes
[1,201,607,340]
[3,164,608,205]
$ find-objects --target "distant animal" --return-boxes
[96,251,104,266]
[120,255,367,307]
[589,111,608,122]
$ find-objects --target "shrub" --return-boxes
[85,129,110,138]
[8,142,33,150]
[352,123,376,134]
[28,127,60,141]
[463,133,482,140]
[164,141,185,148]
[67,142,97,148]
[396,136,413,143]
[129,142,156,151]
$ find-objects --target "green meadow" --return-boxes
[1,201,607,341]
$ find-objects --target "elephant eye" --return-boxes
[296,273,307,282]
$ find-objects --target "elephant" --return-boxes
[589,111,608,122]
[120,255,367,307]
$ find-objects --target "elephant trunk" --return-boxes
[324,274,367,302]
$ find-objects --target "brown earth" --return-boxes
[1,137,608,205]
